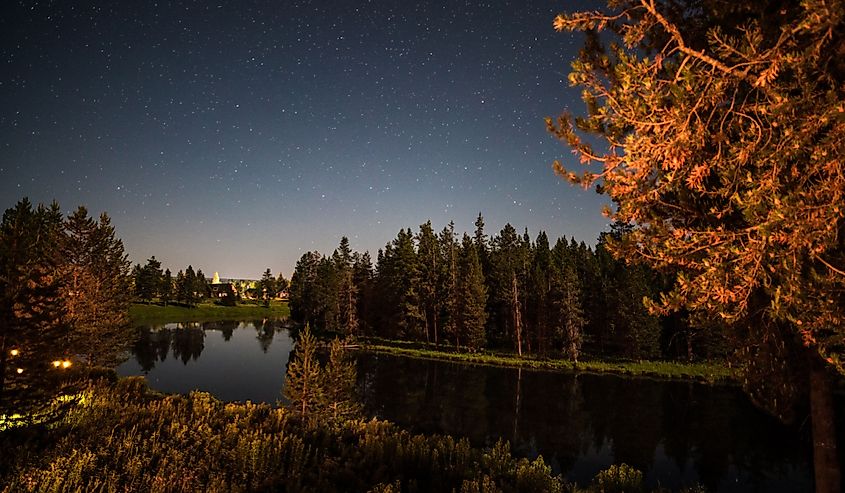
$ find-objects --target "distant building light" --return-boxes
[52,360,62,368]
[16,368,24,374]
[62,360,72,369]
[10,349,19,356]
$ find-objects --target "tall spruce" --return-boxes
[258,268,277,307]
[135,256,163,302]
[416,221,441,344]
[61,207,132,367]
[332,237,358,335]
[283,325,323,427]
[457,234,488,350]
[0,200,70,426]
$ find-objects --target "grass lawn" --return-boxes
[360,337,737,384]
[129,301,290,325]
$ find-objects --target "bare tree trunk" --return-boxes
[809,356,841,493]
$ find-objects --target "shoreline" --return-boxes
[359,337,737,385]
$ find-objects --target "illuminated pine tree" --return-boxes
[550,2,845,489]
[283,325,323,428]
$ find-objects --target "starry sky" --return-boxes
[1,0,609,278]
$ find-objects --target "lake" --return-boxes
[118,320,818,492]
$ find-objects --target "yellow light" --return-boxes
[10,349,19,356]
[16,368,24,374]
[52,360,62,368]
[62,360,72,369]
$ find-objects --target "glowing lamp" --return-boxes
[10,349,19,356]
[62,360,72,369]
[16,368,24,374]
[52,360,62,368]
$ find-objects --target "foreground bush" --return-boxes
[1,378,564,492]
[1,377,709,492]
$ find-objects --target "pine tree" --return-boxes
[0,200,71,426]
[174,270,186,305]
[61,207,132,367]
[283,325,323,427]
[323,337,361,422]
[194,269,209,301]
[457,235,488,350]
[551,2,845,489]
[161,269,173,306]
[135,256,163,302]
[352,252,374,334]
[184,265,198,307]
[416,221,441,344]
[440,222,460,346]
[258,268,277,307]
[549,243,585,363]
[333,237,358,335]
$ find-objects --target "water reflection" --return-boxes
[119,320,293,403]
[357,353,813,492]
[120,326,825,492]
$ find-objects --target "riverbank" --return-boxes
[129,301,290,325]
[360,337,737,384]
[0,376,670,492]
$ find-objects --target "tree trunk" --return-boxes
[809,356,841,493]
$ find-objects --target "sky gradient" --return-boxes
[1,0,609,278]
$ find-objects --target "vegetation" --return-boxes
[0,199,132,428]
[549,1,844,490]
[284,325,362,427]
[0,376,707,492]
[289,220,728,364]
[361,338,735,384]
[129,301,290,326]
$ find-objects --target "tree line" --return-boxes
[131,258,288,307]
[288,214,726,362]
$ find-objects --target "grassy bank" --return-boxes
[129,301,290,325]
[361,338,737,384]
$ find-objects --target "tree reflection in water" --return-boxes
[131,320,288,370]
[356,352,816,493]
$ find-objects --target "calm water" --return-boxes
[118,321,821,492]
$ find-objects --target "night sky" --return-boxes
[1,0,608,278]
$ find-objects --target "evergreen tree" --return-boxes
[551,2,845,488]
[378,229,424,339]
[194,269,209,301]
[456,234,488,350]
[0,199,71,426]
[174,270,187,305]
[289,252,322,327]
[283,325,323,427]
[527,232,552,355]
[333,237,358,335]
[184,266,198,307]
[352,252,374,334]
[550,240,585,362]
[257,268,277,307]
[489,224,529,355]
[161,269,173,306]
[416,221,441,344]
[135,256,163,302]
[439,223,460,346]
[61,207,133,367]
[323,337,362,422]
